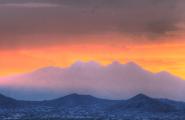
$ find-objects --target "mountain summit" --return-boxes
[109,93,176,112]
[128,93,152,101]
[45,93,117,108]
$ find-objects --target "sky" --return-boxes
[0,0,185,79]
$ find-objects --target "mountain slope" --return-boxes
[0,93,18,108]
[43,93,119,110]
[108,94,177,113]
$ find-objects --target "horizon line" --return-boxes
[0,92,183,103]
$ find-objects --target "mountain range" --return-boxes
[0,93,185,120]
[0,92,184,111]
[0,61,185,101]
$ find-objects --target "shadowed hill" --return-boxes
[42,93,119,108]
[107,94,179,113]
[0,93,18,108]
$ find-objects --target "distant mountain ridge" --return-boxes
[0,61,185,101]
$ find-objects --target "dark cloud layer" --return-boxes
[0,0,185,49]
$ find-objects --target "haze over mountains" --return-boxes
[0,61,185,101]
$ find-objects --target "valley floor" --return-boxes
[1,111,185,120]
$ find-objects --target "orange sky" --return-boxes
[0,0,185,80]
[1,34,185,79]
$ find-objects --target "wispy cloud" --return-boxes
[0,3,60,8]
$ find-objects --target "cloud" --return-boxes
[0,3,60,8]
[0,0,185,49]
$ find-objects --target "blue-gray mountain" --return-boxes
[0,93,185,120]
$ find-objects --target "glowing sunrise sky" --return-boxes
[0,0,185,79]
